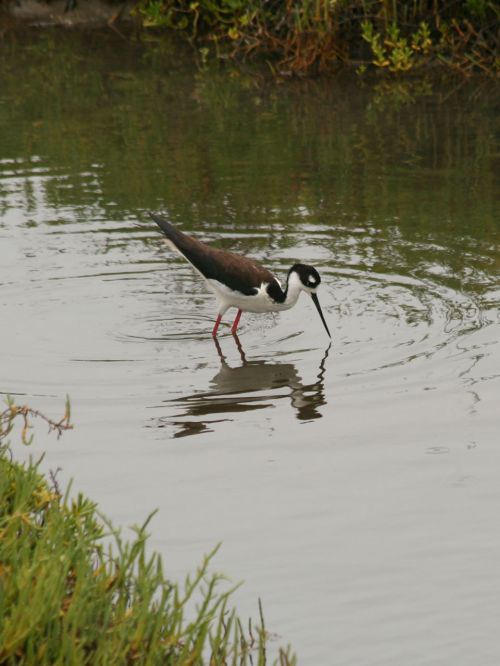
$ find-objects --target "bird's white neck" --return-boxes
[279,271,305,311]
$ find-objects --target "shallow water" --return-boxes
[1,30,500,664]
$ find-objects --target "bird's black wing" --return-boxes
[149,212,275,296]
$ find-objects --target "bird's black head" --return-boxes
[289,263,321,292]
[289,263,330,338]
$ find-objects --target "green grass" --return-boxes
[0,401,295,665]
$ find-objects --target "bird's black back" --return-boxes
[149,212,276,296]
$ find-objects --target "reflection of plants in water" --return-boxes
[1,31,498,252]
[366,79,433,112]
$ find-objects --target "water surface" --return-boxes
[1,30,499,664]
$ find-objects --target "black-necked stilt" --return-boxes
[149,212,331,339]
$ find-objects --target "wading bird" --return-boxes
[149,212,331,339]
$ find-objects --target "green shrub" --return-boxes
[0,401,295,665]
[137,0,499,75]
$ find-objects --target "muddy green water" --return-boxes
[1,30,499,664]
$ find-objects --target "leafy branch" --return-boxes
[0,396,73,446]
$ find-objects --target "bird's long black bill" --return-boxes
[311,293,331,339]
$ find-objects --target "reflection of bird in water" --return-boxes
[163,335,331,438]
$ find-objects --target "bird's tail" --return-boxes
[149,212,200,263]
[149,212,181,244]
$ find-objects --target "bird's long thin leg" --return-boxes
[212,314,223,338]
[231,309,242,335]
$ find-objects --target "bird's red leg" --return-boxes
[231,309,242,335]
[212,314,222,337]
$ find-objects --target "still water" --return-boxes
[1,30,499,664]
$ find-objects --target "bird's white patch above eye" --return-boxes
[307,276,316,284]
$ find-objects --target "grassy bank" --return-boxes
[0,400,295,665]
[3,0,497,76]
[138,0,499,75]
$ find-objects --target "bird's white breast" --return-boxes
[206,279,287,313]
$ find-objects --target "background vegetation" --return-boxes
[0,400,295,664]
[137,0,499,75]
